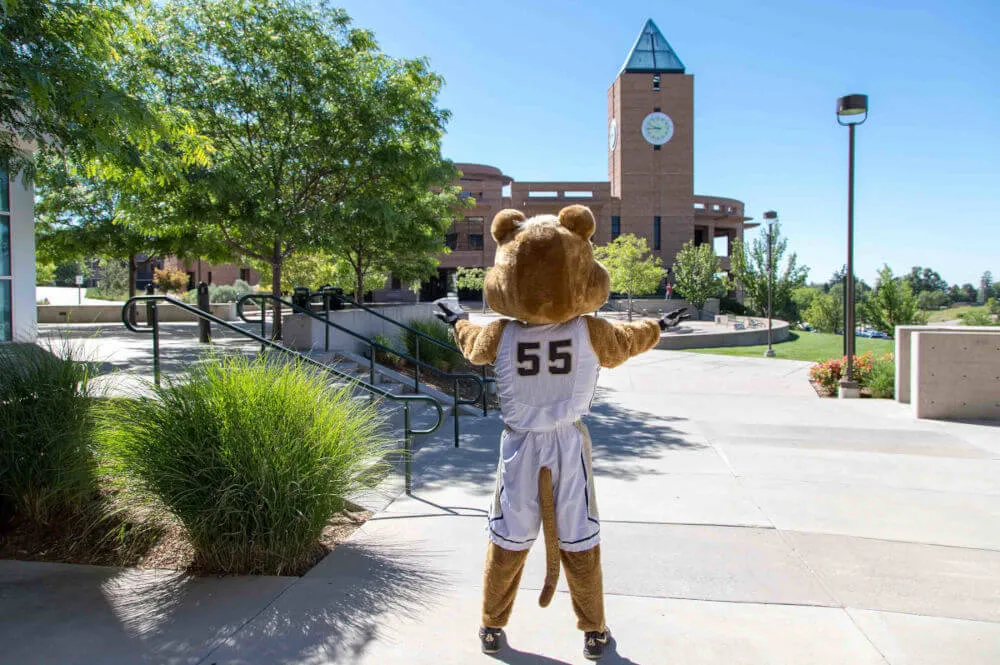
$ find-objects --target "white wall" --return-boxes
[10,171,36,342]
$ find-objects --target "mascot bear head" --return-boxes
[484,205,609,325]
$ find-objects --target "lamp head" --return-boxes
[763,210,778,222]
[837,94,868,125]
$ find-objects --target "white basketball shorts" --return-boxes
[487,421,600,552]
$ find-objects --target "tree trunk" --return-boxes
[271,243,282,340]
[627,292,633,322]
[355,262,365,304]
[127,254,137,325]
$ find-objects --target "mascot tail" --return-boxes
[537,466,560,607]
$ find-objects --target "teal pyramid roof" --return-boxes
[620,19,685,74]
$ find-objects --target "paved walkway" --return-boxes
[3,332,1000,664]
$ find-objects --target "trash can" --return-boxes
[292,286,312,312]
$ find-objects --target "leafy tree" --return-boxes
[136,0,458,338]
[53,260,89,287]
[917,290,948,311]
[729,223,808,322]
[903,266,948,295]
[0,0,157,177]
[791,286,821,321]
[253,253,386,296]
[455,267,488,312]
[35,261,56,286]
[671,241,723,315]
[95,259,130,297]
[861,265,927,334]
[804,291,842,333]
[34,154,216,304]
[987,297,1000,316]
[980,271,993,304]
[594,234,665,321]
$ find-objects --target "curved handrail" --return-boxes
[237,293,485,408]
[120,296,445,439]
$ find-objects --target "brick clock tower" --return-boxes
[607,19,695,263]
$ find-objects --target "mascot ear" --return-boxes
[558,205,596,241]
[492,209,526,244]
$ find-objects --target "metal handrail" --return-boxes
[237,293,484,448]
[319,288,494,414]
[121,295,445,493]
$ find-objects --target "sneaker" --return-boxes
[583,628,611,660]
[479,626,504,654]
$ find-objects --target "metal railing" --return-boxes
[121,295,445,494]
[237,293,484,449]
[316,288,494,413]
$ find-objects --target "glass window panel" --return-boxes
[0,281,11,342]
[0,218,9,276]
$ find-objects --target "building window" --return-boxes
[611,216,621,241]
[445,233,457,250]
[207,271,213,284]
[239,267,251,282]
[391,276,401,290]
[653,144,661,151]
[653,75,660,91]
[469,233,484,250]
[0,164,11,342]
[653,216,661,251]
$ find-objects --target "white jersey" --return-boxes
[494,318,600,432]
[488,317,602,552]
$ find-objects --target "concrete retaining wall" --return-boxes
[656,318,790,350]
[38,302,237,324]
[895,325,1000,405]
[910,330,1000,420]
[895,325,1000,420]
[283,303,438,354]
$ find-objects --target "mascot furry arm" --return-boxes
[452,309,661,368]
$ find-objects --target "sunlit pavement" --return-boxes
[3,326,999,664]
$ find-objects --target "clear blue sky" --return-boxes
[337,0,999,287]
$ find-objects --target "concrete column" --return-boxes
[707,225,716,254]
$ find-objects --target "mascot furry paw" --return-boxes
[442,205,662,659]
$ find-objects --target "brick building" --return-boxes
[419,19,755,301]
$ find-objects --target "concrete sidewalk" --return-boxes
[2,348,999,664]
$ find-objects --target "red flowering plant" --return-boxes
[808,357,843,396]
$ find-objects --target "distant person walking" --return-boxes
[665,283,673,300]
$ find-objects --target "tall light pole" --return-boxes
[836,94,868,399]
[763,210,778,358]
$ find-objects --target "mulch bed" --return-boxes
[0,508,370,577]
[378,355,500,410]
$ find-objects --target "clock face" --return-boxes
[641,112,674,145]
[609,118,617,151]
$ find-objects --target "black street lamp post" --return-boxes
[763,210,778,358]
[836,94,868,398]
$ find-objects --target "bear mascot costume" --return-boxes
[436,204,670,660]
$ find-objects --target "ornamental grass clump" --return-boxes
[402,318,463,372]
[0,342,97,526]
[99,355,391,575]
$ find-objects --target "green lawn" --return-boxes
[925,304,985,323]
[688,331,893,363]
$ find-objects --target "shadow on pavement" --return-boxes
[213,540,450,663]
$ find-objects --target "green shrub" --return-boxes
[233,279,253,295]
[371,333,402,367]
[0,343,97,525]
[209,285,239,303]
[98,355,390,575]
[960,309,996,326]
[402,318,463,372]
[868,354,895,399]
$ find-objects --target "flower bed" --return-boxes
[808,351,895,398]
